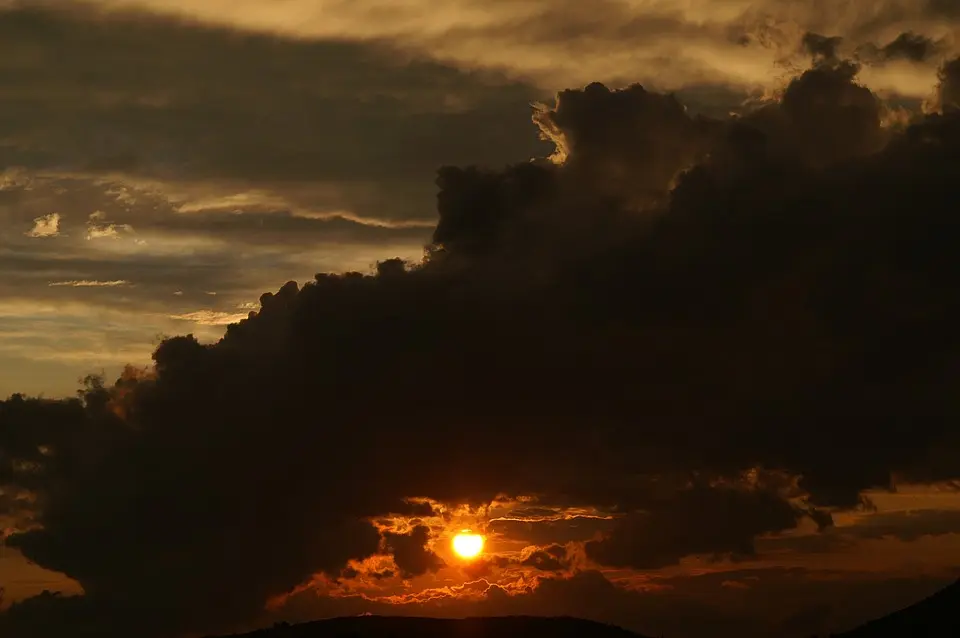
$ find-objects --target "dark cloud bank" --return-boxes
[5,47,960,638]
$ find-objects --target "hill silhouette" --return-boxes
[838,578,960,637]
[209,616,648,638]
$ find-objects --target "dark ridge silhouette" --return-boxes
[208,616,649,638]
[838,578,960,637]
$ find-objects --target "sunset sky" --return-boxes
[4,2,960,637]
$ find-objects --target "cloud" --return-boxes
[847,509,960,542]
[77,0,960,99]
[853,32,945,74]
[0,5,548,224]
[168,310,250,325]
[936,57,960,111]
[24,213,61,238]
[382,525,446,579]
[488,515,614,545]
[518,545,569,572]
[531,81,717,205]
[0,3,550,401]
[878,32,941,63]
[777,58,885,166]
[47,280,131,287]
[6,39,960,638]
[584,487,815,569]
[802,32,844,63]
[85,211,134,240]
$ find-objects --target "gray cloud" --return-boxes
[847,509,960,542]
[488,516,614,545]
[584,487,814,569]
[72,0,960,99]
[0,4,549,223]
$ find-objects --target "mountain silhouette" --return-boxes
[209,616,649,638]
[838,578,960,637]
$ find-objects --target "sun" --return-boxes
[452,531,484,559]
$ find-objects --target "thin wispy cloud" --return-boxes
[175,190,438,229]
[47,280,132,288]
[169,310,249,325]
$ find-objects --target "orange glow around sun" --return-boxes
[452,531,484,559]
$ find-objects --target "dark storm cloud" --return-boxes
[532,81,718,203]
[846,509,960,541]
[584,487,814,569]
[519,544,569,572]
[937,57,960,111]
[459,554,513,581]
[341,566,395,581]
[802,32,844,62]
[382,525,445,578]
[878,32,940,62]
[763,57,885,167]
[458,545,568,580]
[926,0,960,19]
[671,84,760,119]
[854,32,943,65]
[757,507,960,555]
[6,47,960,638]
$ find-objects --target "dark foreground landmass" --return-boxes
[211,616,647,638]
[210,579,960,638]
[836,578,960,637]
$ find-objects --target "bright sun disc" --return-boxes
[452,532,484,559]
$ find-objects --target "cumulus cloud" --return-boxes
[381,525,446,579]
[802,32,844,63]
[85,211,134,240]
[936,57,960,112]
[531,82,717,206]
[24,214,61,238]
[5,37,960,638]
